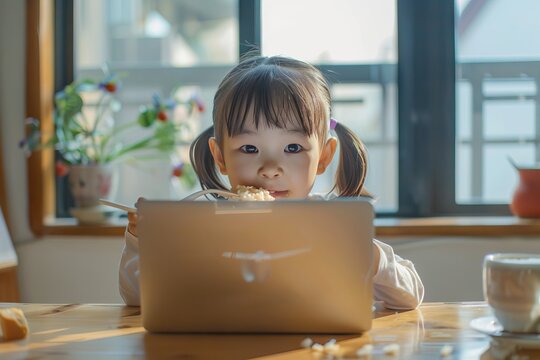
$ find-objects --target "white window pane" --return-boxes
[457,0,540,62]
[456,0,540,205]
[483,100,535,140]
[261,0,396,64]
[75,0,238,68]
[363,145,397,212]
[331,84,384,142]
[456,144,472,203]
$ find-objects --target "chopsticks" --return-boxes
[99,189,239,213]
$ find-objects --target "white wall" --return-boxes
[1,0,539,305]
[16,236,124,303]
[383,236,540,302]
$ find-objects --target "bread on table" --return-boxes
[0,307,29,341]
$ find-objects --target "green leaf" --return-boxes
[153,122,177,152]
[137,107,156,127]
[62,92,83,121]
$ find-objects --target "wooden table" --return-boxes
[0,302,538,359]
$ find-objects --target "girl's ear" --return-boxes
[317,137,337,175]
[208,137,228,175]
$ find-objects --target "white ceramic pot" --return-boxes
[68,164,118,208]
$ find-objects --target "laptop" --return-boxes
[138,198,374,334]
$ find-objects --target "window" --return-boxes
[44,0,540,225]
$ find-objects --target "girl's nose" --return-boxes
[258,161,283,179]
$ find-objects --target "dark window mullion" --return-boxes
[397,0,422,216]
[239,0,261,57]
[398,0,457,217]
[430,0,457,216]
[55,0,75,218]
[55,0,74,92]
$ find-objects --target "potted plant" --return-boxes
[20,72,202,222]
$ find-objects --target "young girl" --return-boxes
[119,55,424,310]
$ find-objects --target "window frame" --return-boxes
[28,0,526,238]
[26,0,56,237]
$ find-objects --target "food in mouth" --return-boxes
[236,185,275,201]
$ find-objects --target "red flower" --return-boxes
[55,161,69,177]
[157,111,168,121]
[104,82,117,93]
[191,98,205,113]
[172,163,184,177]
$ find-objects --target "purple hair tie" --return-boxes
[330,118,337,130]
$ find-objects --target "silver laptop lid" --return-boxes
[139,198,374,333]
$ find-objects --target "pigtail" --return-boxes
[332,122,370,197]
[189,125,229,195]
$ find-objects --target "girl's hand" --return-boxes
[127,212,138,237]
[127,197,145,237]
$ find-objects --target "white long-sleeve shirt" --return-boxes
[119,231,424,310]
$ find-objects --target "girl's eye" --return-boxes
[285,144,303,153]
[240,145,258,153]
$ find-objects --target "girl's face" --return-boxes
[209,118,337,199]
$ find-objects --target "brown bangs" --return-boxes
[219,64,327,140]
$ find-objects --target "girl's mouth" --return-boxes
[268,190,289,198]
